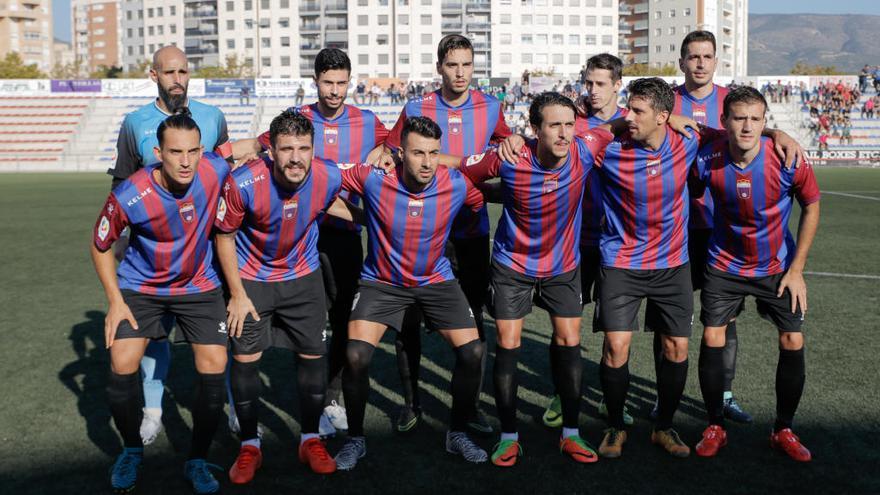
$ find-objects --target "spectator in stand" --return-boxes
[860,65,870,93]
[239,84,251,106]
[866,97,875,119]
[356,80,366,104]
[370,83,381,105]
[389,83,400,105]
[504,90,516,113]
[873,66,880,92]
[841,117,852,146]
[818,131,829,151]
[295,84,305,106]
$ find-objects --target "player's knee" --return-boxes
[345,339,376,372]
[702,326,727,347]
[193,346,227,374]
[233,352,262,364]
[662,336,689,362]
[778,332,803,351]
[603,336,630,365]
[455,339,484,368]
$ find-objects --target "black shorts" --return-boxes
[350,280,476,332]
[594,264,694,337]
[230,270,328,356]
[486,260,582,320]
[688,228,712,290]
[580,246,601,305]
[700,266,805,332]
[116,288,228,346]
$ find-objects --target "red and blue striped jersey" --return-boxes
[575,107,628,247]
[692,137,820,277]
[595,127,718,270]
[93,152,230,295]
[386,89,512,239]
[215,156,342,282]
[460,129,613,277]
[258,103,388,233]
[674,84,729,230]
[339,164,484,288]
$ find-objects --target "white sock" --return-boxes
[723,391,733,401]
[301,433,320,444]
[500,432,519,442]
[242,438,261,449]
[562,427,579,439]
[144,407,162,419]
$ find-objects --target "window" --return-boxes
[521,34,533,44]
[654,28,661,36]
[521,15,532,25]
[585,15,596,26]
[683,8,691,16]
[227,39,235,49]
[568,34,579,44]
[378,54,389,64]
[501,14,511,24]
[170,25,177,34]
[569,15,579,26]
[280,0,289,8]
[244,0,253,10]
[569,0,579,5]
[536,53,548,64]
[500,33,511,44]
[245,19,253,29]
[147,8,153,17]
[398,33,409,44]
[421,14,432,25]
[281,37,290,47]
[226,1,234,10]
[261,0,270,8]
[399,53,410,64]
[669,9,675,17]
[569,53,579,64]
[553,15,563,25]
[500,53,512,64]
[281,56,290,66]
[602,35,612,45]
[669,43,676,52]
[602,16,612,26]
[357,15,368,25]
[261,38,271,48]
[655,11,662,19]
[358,34,368,45]
[260,18,270,28]
[521,53,532,63]
[157,25,164,35]
[279,18,289,27]
[552,53,563,64]
[554,0,563,5]
[552,34,563,45]
[585,34,596,45]
[421,53,432,63]
[245,38,254,48]
[421,33,432,44]
[157,7,163,16]
[148,26,154,35]
[126,28,132,37]
[536,15,547,25]
[358,54,369,64]
[602,0,611,6]
[655,45,662,53]
[127,46,133,55]
[358,0,368,4]
[377,34,389,45]
[126,11,132,20]
[667,27,675,35]
[378,15,388,25]
[536,34,547,44]
[398,14,409,24]
[421,0,432,4]
[262,57,271,67]
[171,6,176,15]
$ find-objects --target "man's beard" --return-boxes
[158,84,188,114]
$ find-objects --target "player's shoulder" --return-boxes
[231,156,269,184]
[406,91,437,108]
[113,167,154,206]
[471,89,501,105]
[715,84,731,99]
[123,101,162,128]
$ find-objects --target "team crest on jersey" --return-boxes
[542,177,559,193]
[407,199,424,217]
[465,152,485,167]
[216,197,227,222]
[692,107,708,126]
[736,178,751,199]
[449,114,462,135]
[324,127,338,145]
[283,198,298,220]
[98,216,110,241]
[179,202,195,223]
[647,158,661,177]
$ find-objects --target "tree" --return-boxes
[121,60,151,79]
[623,63,678,77]
[50,60,86,79]
[193,54,253,78]
[0,52,46,78]
[89,65,124,79]
[789,61,845,76]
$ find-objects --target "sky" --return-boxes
[51,0,878,44]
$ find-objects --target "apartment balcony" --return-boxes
[326,22,348,31]
[619,41,632,51]
[300,23,321,33]
[300,42,321,52]
[184,28,218,37]
[633,36,648,48]
[442,2,463,12]
[186,46,219,55]
[472,41,489,50]
[325,2,348,13]
[633,2,648,15]
[466,22,490,31]
[723,0,734,14]
[467,1,490,13]
[633,20,648,31]
[442,21,462,29]
[633,52,648,64]
[186,9,218,18]
[722,18,733,31]
[618,23,632,35]
[619,4,631,15]
[326,40,348,50]
[300,63,313,73]
[300,2,320,12]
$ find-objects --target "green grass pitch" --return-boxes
[0,168,878,493]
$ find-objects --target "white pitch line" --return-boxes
[823,191,880,201]
[805,271,880,280]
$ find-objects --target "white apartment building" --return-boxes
[490,0,619,80]
[621,0,747,78]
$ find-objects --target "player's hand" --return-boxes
[105,301,138,349]
[777,269,807,314]
[365,145,386,166]
[574,94,591,118]
[227,295,260,338]
[233,153,260,170]
[668,114,698,138]
[498,134,525,163]
[373,152,397,173]
[773,132,806,169]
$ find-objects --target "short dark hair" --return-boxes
[586,53,623,82]
[680,30,716,58]
[157,113,200,147]
[627,77,675,114]
[437,34,473,64]
[269,110,314,148]
[314,48,351,77]
[723,86,768,117]
[529,91,578,127]
[401,116,443,144]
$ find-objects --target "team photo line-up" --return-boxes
[92,28,820,494]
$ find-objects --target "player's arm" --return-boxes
[457,149,503,183]
[91,195,136,348]
[228,139,263,168]
[777,168,821,313]
[365,115,393,166]
[109,118,141,189]
[214,232,259,337]
[327,197,366,225]
[214,176,260,336]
